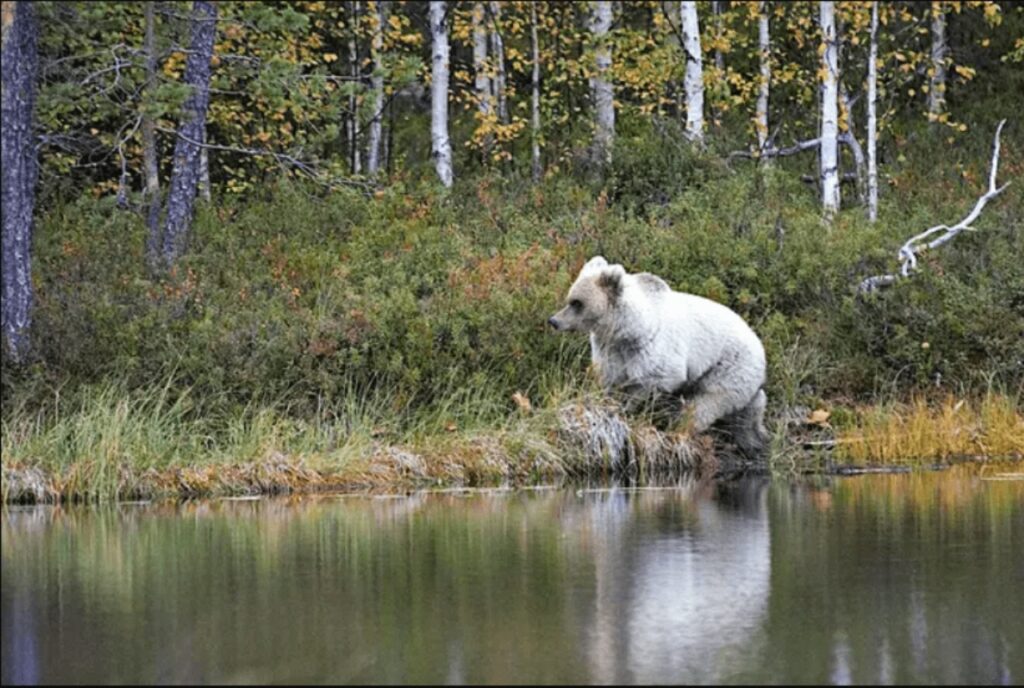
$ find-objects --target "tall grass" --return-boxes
[836,391,1023,464]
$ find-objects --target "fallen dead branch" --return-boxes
[858,119,1010,293]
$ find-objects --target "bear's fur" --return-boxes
[549,256,768,457]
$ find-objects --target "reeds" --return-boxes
[4,379,1021,504]
[836,392,1023,464]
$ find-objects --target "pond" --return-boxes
[2,465,1022,684]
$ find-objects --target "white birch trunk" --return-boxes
[430,1,453,187]
[531,1,542,182]
[142,0,161,258]
[928,1,947,121]
[680,1,704,145]
[867,1,878,222]
[819,0,840,218]
[348,0,361,175]
[756,1,770,156]
[589,1,614,165]
[489,2,508,124]
[198,144,210,202]
[472,3,491,121]
[366,0,386,175]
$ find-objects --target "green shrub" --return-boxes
[4,120,1021,429]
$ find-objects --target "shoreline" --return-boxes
[4,395,1020,504]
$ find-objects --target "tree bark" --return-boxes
[367,0,386,175]
[711,0,725,73]
[1,1,38,362]
[867,0,879,222]
[429,1,453,187]
[680,1,704,145]
[161,0,217,267]
[472,2,492,155]
[819,0,841,218]
[142,0,161,263]
[473,3,490,119]
[928,1,947,122]
[198,143,211,202]
[531,1,542,182]
[489,2,508,124]
[348,0,362,175]
[756,1,770,158]
[589,1,614,165]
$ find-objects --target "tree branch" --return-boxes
[155,125,374,192]
[858,120,1010,294]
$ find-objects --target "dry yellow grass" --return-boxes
[837,393,1024,464]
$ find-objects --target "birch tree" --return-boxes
[818,0,840,218]
[430,1,453,187]
[198,146,211,202]
[530,1,542,182]
[1,1,38,361]
[859,120,1009,292]
[928,1,948,122]
[142,1,161,251]
[867,1,879,222]
[680,1,705,145]
[160,0,217,267]
[366,0,387,176]
[472,3,491,121]
[589,1,615,165]
[711,1,725,74]
[471,2,492,155]
[347,1,362,175]
[489,2,508,125]
[755,1,770,157]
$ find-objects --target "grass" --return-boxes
[0,374,732,503]
[834,391,1024,465]
[3,373,1020,503]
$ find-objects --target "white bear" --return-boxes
[549,256,768,457]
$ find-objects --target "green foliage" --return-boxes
[6,116,1021,427]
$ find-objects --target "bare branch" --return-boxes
[858,120,1010,294]
[155,125,374,193]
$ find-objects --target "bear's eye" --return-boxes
[569,299,583,311]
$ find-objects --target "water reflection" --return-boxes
[2,466,1021,684]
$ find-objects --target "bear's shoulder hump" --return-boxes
[634,272,671,294]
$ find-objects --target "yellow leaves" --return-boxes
[807,409,832,427]
[512,392,533,414]
[953,64,976,80]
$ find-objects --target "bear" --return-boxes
[548,256,768,458]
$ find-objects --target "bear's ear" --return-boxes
[580,256,608,276]
[597,264,626,303]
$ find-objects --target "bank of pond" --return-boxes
[2,394,1021,504]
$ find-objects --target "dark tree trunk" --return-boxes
[1,2,39,362]
[161,0,217,268]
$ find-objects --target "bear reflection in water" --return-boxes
[575,478,770,684]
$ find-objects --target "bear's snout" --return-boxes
[548,317,561,330]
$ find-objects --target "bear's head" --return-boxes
[548,256,627,334]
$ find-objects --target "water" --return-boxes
[2,466,1022,685]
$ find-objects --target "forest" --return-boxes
[1,1,1022,502]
